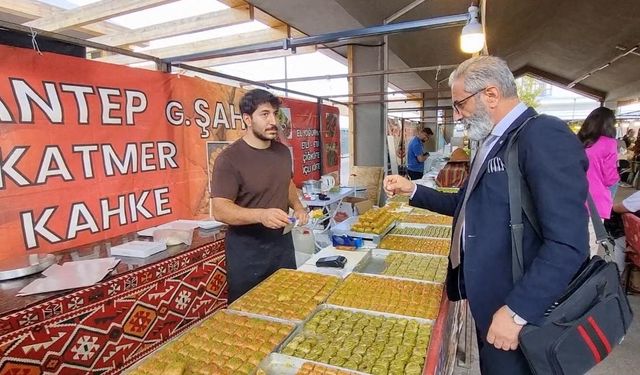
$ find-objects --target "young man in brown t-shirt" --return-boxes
[210,89,308,302]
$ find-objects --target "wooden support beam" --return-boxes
[0,0,131,37]
[251,6,284,28]
[186,45,317,68]
[89,6,250,47]
[216,0,247,8]
[94,25,288,65]
[24,0,177,32]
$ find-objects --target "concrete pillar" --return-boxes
[348,44,384,167]
[421,97,438,152]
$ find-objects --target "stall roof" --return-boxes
[1,0,639,104]
[249,0,640,104]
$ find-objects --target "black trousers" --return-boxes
[407,169,423,180]
[225,224,296,303]
[476,328,533,375]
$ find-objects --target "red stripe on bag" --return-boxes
[588,316,612,354]
[577,325,602,363]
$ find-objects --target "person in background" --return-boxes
[406,126,434,180]
[435,147,470,188]
[623,128,636,149]
[577,107,619,256]
[210,89,308,303]
[384,55,588,375]
[609,191,640,274]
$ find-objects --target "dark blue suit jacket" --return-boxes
[410,108,589,337]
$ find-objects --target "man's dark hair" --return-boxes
[420,127,434,136]
[239,89,281,116]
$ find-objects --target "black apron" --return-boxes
[225,224,296,303]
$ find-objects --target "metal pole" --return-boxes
[388,106,451,112]
[317,98,324,176]
[350,98,436,105]
[284,55,289,97]
[259,64,458,84]
[167,14,468,62]
[382,0,430,179]
[382,33,390,176]
[569,44,639,88]
[322,87,451,99]
[174,63,348,107]
[386,0,427,23]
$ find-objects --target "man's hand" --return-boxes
[293,208,309,226]
[383,175,415,198]
[486,305,524,351]
[259,208,291,229]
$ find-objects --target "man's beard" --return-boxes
[463,101,494,141]
[252,126,277,141]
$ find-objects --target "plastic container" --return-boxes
[292,227,316,255]
[152,228,193,246]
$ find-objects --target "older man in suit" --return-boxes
[384,56,589,374]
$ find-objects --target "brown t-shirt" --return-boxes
[210,139,292,212]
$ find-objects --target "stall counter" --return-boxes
[0,229,228,375]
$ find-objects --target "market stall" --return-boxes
[0,27,464,375]
[121,202,462,375]
[0,44,343,374]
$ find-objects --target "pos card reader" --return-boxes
[315,255,347,268]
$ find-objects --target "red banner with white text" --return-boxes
[0,45,339,255]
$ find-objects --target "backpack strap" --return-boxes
[507,115,611,283]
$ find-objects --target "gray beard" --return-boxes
[466,119,493,141]
[463,102,494,141]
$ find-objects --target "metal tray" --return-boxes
[331,216,396,244]
[258,353,367,375]
[395,221,451,229]
[355,249,388,275]
[371,248,446,259]
[352,271,443,286]
[373,245,450,258]
[357,250,447,284]
[388,206,413,214]
[389,223,453,239]
[124,309,300,374]
[0,253,55,281]
[228,269,341,323]
[279,304,433,349]
[276,304,434,374]
[326,273,443,322]
[321,303,435,325]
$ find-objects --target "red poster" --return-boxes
[0,45,339,255]
[321,109,341,182]
[277,99,341,187]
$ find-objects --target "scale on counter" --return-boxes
[0,253,56,281]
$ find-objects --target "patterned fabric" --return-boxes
[436,163,469,188]
[0,241,227,375]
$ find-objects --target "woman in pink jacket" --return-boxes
[577,107,619,220]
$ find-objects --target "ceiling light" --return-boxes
[460,5,485,54]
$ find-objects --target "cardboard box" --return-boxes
[342,197,373,216]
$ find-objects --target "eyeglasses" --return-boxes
[452,88,486,114]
